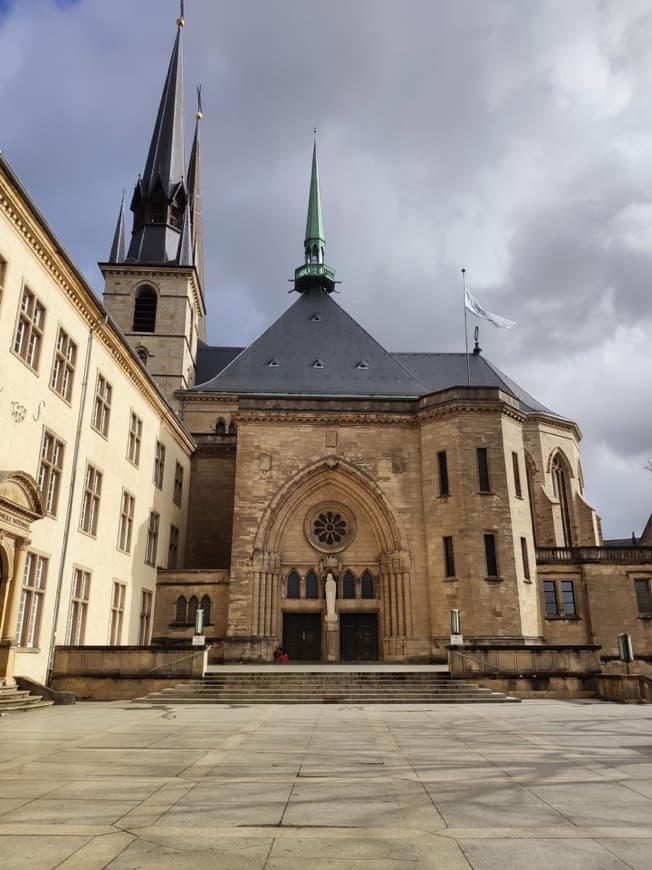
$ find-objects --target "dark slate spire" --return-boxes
[294,133,336,293]
[108,191,126,263]
[126,10,188,265]
[178,203,194,266]
[187,85,205,291]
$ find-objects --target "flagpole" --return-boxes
[462,268,470,385]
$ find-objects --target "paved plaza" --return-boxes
[0,700,650,869]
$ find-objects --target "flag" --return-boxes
[464,285,517,329]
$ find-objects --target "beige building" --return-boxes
[1,13,651,689]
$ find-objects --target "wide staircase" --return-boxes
[134,670,520,704]
[0,680,54,713]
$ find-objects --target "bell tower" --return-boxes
[100,5,206,409]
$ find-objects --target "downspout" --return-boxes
[46,314,108,684]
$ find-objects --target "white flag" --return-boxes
[464,285,517,330]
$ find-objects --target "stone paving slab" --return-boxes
[0,700,650,869]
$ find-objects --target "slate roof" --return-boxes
[193,288,560,416]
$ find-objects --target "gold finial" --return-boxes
[177,0,185,26]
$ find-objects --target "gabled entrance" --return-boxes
[283,613,321,661]
[340,613,378,662]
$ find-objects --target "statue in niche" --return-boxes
[325,571,337,622]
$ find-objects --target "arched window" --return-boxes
[312,244,319,262]
[215,419,226,435]
[175,595,186,623]
[200,595,211,625]
[132,285,157,333]
[343,570,356,599]
[305,570,318,599]
[228,421,236,436]
[286,570,300,599]
[552,455,573,547]
[188,595,199,624]
[361,571,375,599]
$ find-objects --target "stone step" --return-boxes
[0,685,55,713]
[138,694,518,705]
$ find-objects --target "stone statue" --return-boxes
[325,571,337,622]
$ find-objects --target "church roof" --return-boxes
[193,291,560,415]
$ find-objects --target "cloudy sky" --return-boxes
[1,0,651,537]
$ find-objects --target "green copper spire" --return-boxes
[295,133,336,293]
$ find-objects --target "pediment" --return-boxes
[0,471,44,524]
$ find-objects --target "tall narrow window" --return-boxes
[361,571,375,599]
[0,254,7,302]
[175,595,187,623]
[15,552,48,648]
[512,452,522,498]
[173,462,184,506]
[561,580,576,616]
[109,581,126,645]
[551,455,573,547]
[520,537,530,580]
[305,570,318,599]
[188,595,199,624]
[127,412,142,466]
[484,533,498,577]
[477,448,491,492]
[50,328,77,402]
[286,570,300,599]
[168,524,179,568]
[145,511,159,566]
[153,441,166,488]
[343,570,356,599]
[117,490,135,553]
[139,589,153,644]
[443,536,456,578]
[437,450,449,497]
[635,579,652,615]
[92,373,112,437]
[67,568,91,644]
[37,430,64,517]
[201,595,212,624]
[80,464,102,536]
[543,580,559,617]
[13,287,45,370]
[132,285,157,332]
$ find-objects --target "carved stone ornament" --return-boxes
[10,402,26,423]
[304,502,356,554]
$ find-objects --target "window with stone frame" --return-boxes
[91,372,112,437]
[80,463,102,536]
[145,511,159,566]
[634,578,652,616]
[437,450,450,496]
[127,411,142,466]
[117,489,135,553]
[477,447,491,492]
[286,570,300,599]
[138,589,153,644]
[512,452,522,498]
[15,552,48,648]
[132,285,157,332]
[0,253,7,304]
[153,440,166,489]
[361,571,375,600]
[168,524,179,568]
[520,536,531,581]
[305,570,318,599]
[543,579,577,618]
[343,570,355,599]
[175,595,187,623]
[443,536,456,578]
[67,568,91,645]
[109,581,126,645]
[50,327,77,402]
[173,462,184,506]
[201,595,212,624]
[13,286,45,370]
[484,533,498,577]
[37,429,64,517]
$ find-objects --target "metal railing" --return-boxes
[536,546,652,565]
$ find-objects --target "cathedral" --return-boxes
[1,12,651,687]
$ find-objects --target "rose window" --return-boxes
[313,511,347,545]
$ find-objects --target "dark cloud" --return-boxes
[1,0,650,534]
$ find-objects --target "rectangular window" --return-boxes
[50,327,77,402]
[520,536,530,580]
[138,589,153,645]
[635,578,652,615]
[173,462,184,506]
[127,411,142,466]
[109,581,126,645]
[15,552,48,648]
[561,580,576,617]
[117,489,135,553]
[37,430,64,517]
[168,524,179,568]
[92,373,112,437]
[477,447,491,492]
[67,568,91,645]
[543,580,559,617]
[145,511,159,566]
[437,451,449,497]
[80,463,102,536]
[443,536,455,577]
[153,440,166,489]
[13,287,45,370]
[484,533,498,577]
[512,452,522,498]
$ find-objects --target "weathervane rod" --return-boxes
[462,268,471,386]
